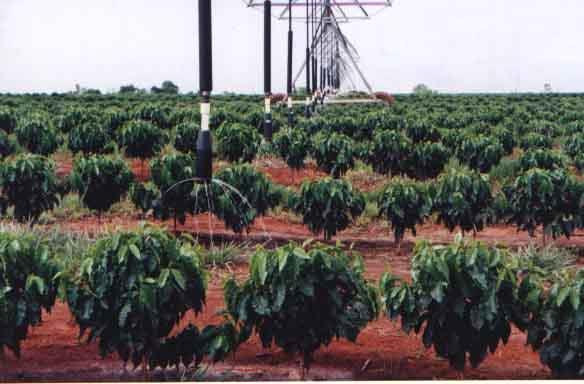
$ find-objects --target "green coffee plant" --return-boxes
[118,120,168,161]
[63,225,208,369]
[519,133,552,150]
[0,231,59,358]
[173,122,200,154]
[68,121,112,155]
[102,107,129,135]
[380,237,532,371]
[211,165,281,234]
[0,154,60,225]
[131,103,171,130]
[526,270,584,378]
[224,243,378,370]
[15,115,61,155]
[377,178,432,245]
[311,132,355,178]
[69,156,134,221]
[150,152,197,230]
[432,167,493,235]
[564,133,584,160]
[404,118,441,143]
[518,149,567,171]
[130,182,160,216]
[273,127,310,170]
[406,141,450,180]
[503,168,583,242]
[367,129,411,176]
[0,107,17,133]
[55,107,92,133]
[291,178,365,240]
[0,130,16,158]
[216,123,261,163]
[456,136,505,173]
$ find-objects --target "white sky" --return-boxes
[0,0,583,94]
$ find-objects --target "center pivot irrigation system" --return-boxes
[195,0,392,182]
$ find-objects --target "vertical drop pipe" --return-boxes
[196,0,213,182]
[263,0,273,141]
[304,0,311,117]
[311,0,317,109]
[286,0,294,126]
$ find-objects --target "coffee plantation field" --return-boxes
[2,91,584,380]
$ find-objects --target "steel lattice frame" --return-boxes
[246,1,392,22]
[247,0,392,94]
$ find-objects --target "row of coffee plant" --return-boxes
[2,225,584,377]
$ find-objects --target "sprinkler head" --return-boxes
[195,130,213,183]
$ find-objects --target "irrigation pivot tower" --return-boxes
[246,0,392,110]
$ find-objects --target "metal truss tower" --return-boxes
[246,1,392,98]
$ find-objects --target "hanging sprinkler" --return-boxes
[286,0,294,126]
[195,0,213,182]
[304,0,311,118]
[263,0,273,141]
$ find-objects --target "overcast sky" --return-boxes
[1,0,583,94]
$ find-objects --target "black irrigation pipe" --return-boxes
[195,0,213,182]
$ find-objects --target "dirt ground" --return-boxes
[4,157,582,381]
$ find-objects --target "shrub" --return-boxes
[0,107,17,133]
[131,103,170,130]
[404,118,441,143]
[519,133,552,150]
[15,115,61,155]
[291,178,364,240]
[527,120,562,138]
[0,154,60,225]
[68,121,112,155]
[492,126,516,155]
[518,149,567,171]
[406,141,450,180]
[377,178,432,245]
[224,243,378,370]
[0,130,17,158]
[118,120,168,161]
[130,182,160,216]
[63,225,210,369]
[69,156,134,221]
[55,107,91,133]
[526,270,584,378]
[311,132,355,178]
[211,165,281,234]
[564,133,584,160]
[456,136,505,173]
[173,122,200,154]
[380,237,531,371]
[102,107,129,135]
[0,231,59,357]
[503,169,583,242]
[150,152,197,229]
[273,127,309,170]
[215,123,261,163]
[367,130,411,176]
[432,167,493,235]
